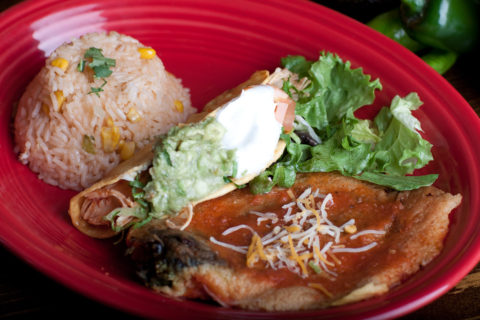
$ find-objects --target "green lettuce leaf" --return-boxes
[355,172,439,191]
[305,52,382,123]
[350,119,380,144]
[249,52,437,193]
[390,92,423,133]
[294,96,329,132]
[281,55,312,78]
[372,93,433,176]
[287,53,382,132]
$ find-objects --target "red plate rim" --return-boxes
[0,0,480,319]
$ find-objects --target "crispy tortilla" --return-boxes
[126,172,462,310]
[68,143,154,238]
[68,70,291,238]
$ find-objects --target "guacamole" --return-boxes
[144,117,236,216]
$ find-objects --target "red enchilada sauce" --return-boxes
[186,172,405,299]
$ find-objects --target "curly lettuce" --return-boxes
[250,52,437,193]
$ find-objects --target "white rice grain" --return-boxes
[14,32,195,190]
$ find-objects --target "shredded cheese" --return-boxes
[327,251,342,265]
[298,187,312,200]
[314,245,334,267]
[255,234,268,260]
[308,283,333,298]
[222,224,256,236]
[285,225,301,233]
[165,203,194,231]
[331,242,378,253]
[246,235,258,267]
[344,224,357,234]
[287,189,295,200]
[209,237,248,254]
[180,204,194,231]
[350,229,386,240]
[249,211,278,226]
[210,188,381,280]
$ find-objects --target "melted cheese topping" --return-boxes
[210,187,384,280]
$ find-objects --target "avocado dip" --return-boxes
[144,117,236,216]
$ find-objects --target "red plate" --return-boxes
[0,0,479,318]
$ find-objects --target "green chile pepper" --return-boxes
[420,49,457,74]
[368,9,426,52]
[367,0,478,74]
[400,0,479,53]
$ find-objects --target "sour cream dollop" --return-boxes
[215,85,282,178]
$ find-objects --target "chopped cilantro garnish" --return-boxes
[102,172,153,233]
[130,178,145,189]
[161,150,172,166]
[132,189,145,200]
[88,79,107,97]
[105,210,122,232]
[236,184,248,189]
[223,176,247,189]
[77,59,85,72]
[130,173,150,210]
[308,261,322,274]
[78,47,116,96]
[135,198,150,208]
[222,161,246,189]
[132,214,153,229]
[222,176,231,184]
[83,47,116,78]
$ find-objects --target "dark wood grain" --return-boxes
[0,0,24,12]
[1,0,479,319]
[0,245,132,318]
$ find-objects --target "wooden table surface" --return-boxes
[1,0,479,319]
